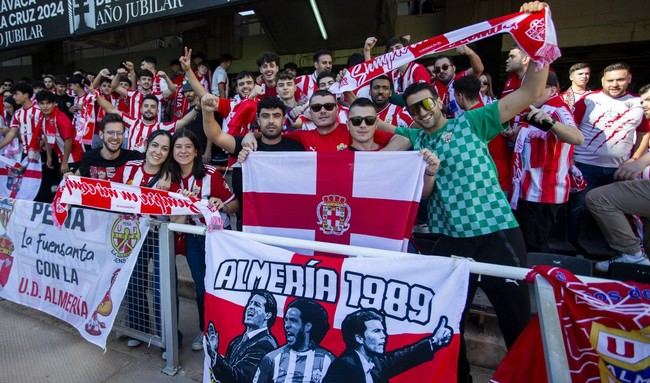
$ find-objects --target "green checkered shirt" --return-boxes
[396,102,518,238]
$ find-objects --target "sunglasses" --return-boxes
[481,81,489,85]
[433,64,450,73]
[349,116,377,126]
[407,97,436,115]
[310,103,337,113]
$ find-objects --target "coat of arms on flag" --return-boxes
[242,151,425,252]
[0,155,42,201]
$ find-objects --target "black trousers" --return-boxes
[419,227,530,383]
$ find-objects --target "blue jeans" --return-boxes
[185,234,206,332]
[126,234,161,336]
[568,162,616,245]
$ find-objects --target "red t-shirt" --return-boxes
[284,124,393,152]
[31,107,84,163]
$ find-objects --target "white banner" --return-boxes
[202,230,469,383]
[0,197,149,349]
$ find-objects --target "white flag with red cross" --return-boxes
[242,151,425,253]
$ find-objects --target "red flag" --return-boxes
[492,266,650,383]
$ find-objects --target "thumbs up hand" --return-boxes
[430,316,453,350]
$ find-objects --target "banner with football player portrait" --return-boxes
[202,230,469,383]
[0,197,149,349]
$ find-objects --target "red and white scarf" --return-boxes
[330,8,560,94]
[52,176,222,230]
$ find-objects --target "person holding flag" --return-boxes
[382,3,554,381]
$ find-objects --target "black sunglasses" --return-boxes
[349,116,377,126]
[481,81,489,85]
[310,103,337,113]
[433,64,450,73]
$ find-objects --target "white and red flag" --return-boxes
[242,152,425,253]
[330,7,560,94]
[492,266,650,383]
[53,175,222,229]
[0,155,41,201]
[202,229,469,383]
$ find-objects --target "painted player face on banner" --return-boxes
[360,319,387,355]
[243,294,271,329]
[284,307,309,350]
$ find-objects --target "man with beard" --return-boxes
[77,113,142,180]
[430,45,484,118]
[204,290,279,383]
[370,75,413,127]
[586,84,650,271]
[253,299,334,383]
[323,309,452,383]
[569,62,648,248]
[95,93,197,153]
[380,5,550,382]
[202,94,303,226]
[295,50,334,100]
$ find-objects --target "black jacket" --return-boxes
[323,339,434,383]
[212,329,278,383]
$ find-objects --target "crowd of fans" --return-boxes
[1,2,648,381]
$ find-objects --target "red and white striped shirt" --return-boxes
[32,107,84,163]
[151,74,169,95]
[10,104,41,154]
[122,114,175,153]
[390,62,431,93]
[574,91,647,167]
[253,345,334,383]
[377,103,413,127]
[72,92,96,145]
[113,160,156,186]
[125,90,164,122]
[170,165,235,225]
[513,96,576,204]
[295,72,318,100]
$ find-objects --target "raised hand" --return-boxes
[430,316,453,350]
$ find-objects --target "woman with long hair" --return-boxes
[169,128,239,352]
[479,73,497,105]
[113,129,172,348]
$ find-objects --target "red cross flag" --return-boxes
[0,155,41,201]
[242,152,425,253]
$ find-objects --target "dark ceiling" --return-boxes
[253,0,397,54]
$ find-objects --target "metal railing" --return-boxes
[113,219,610,379]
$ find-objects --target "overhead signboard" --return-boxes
[0,0,240,50]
